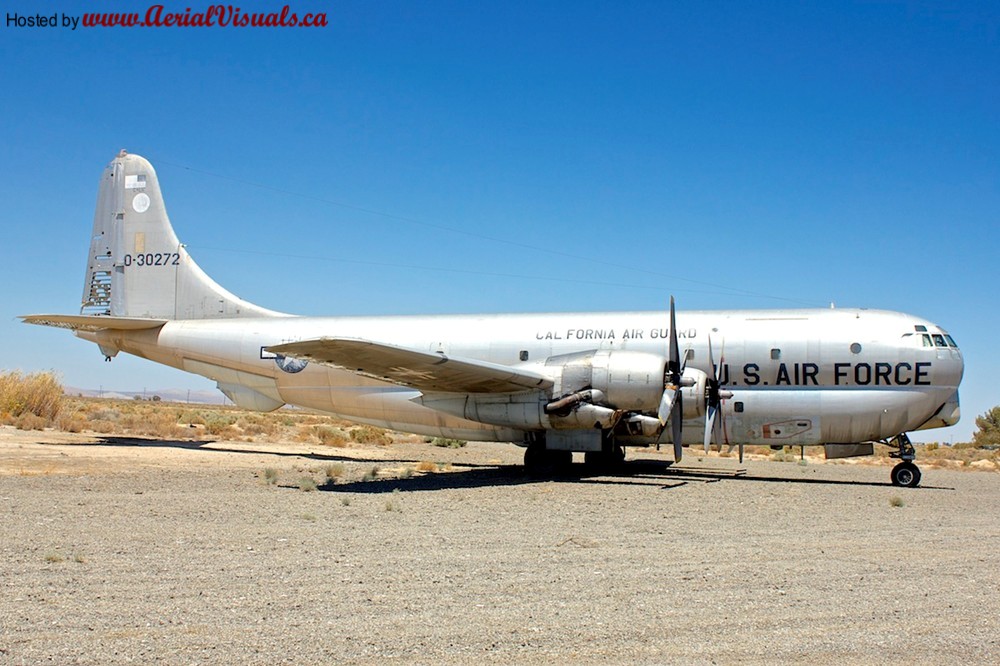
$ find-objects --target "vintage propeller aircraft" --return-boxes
[22,152,964,487]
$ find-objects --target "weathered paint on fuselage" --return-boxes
[80,307,963,446]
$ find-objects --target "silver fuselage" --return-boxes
[80,307,963,446]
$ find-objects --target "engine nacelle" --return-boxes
[546,349,666,412]
[417,352,713,433]
[679,368,708,420]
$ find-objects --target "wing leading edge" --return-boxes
[266,338,553,394]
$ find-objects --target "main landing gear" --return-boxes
[583,444,625,470]
[523,432,625,476]
[523,441,572,476]
[888,433,921,488]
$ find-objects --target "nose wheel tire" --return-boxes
[890,461,921,488]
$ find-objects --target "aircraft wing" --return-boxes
[20,314,168,332]
[267,338,553,394]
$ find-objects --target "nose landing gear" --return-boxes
[888,433,921,487]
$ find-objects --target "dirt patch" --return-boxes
[2,428,999,664]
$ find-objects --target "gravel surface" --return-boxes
[2,429,999,664]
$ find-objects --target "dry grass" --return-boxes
[0,371,63,426]
[315,425,348,447]
[36,396,403,449]
[350,425,393,445]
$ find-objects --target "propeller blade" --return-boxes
[671,393,683,462]
[668,296,679,372]
[658,387,677,426]
[703,403,717,453]
[739,443,745,464]
[707,335,716,376]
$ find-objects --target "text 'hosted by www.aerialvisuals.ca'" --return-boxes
[7,4,329,30]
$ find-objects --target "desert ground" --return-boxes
[2,421,999,665]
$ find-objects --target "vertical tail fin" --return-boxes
[82,150,283,320]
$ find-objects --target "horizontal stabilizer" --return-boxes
[20,314,168,332]
[267,338,553,394]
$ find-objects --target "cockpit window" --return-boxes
[932,334,947,347]
[922,334,933,347]
[945,334,958,348]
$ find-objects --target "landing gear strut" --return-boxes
[888,433,921,488]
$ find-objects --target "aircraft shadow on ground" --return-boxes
[322,459,955,493]
[83,436,464,466]
[66,437,953,492]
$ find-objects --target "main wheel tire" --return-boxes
[890,461,921,488]
[524,445,545,472]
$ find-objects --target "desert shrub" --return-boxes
[350,425,392,445]
[117,410,186,439]
[178,410,207,426]
[13,413,48,430]
[432,437,466,448]
[55,413,87,433]
[416,461,437,472]
[0,371,63,423]
[86,419,118,434]
[298,476,317,492]
[315,425,348,447]
[263,468,279,485]
[237,414,278,437]
[88,408,121,422]
[201,413,238,439]
[325,463,345,479]
[385,489,402,512]
[363,466,380,481]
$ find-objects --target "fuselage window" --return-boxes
[932,334,947,347]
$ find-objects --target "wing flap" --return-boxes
[267,338,553,394]
[20,314,168,332]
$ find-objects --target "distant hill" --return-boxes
[64,386,227,404]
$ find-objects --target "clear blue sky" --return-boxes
[2,1,997,442]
